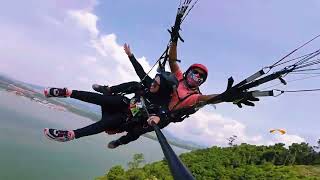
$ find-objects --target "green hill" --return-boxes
[96,142,320,180]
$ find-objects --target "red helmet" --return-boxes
[186,63,208,82]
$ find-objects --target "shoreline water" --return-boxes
[0,91,187,180]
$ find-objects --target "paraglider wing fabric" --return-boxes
[270,129,286,135]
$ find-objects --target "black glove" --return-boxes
[169,13,183,43]
[219,77,259,108]
[232,94,259,108]
[170,27,180,43]
[219,77,242,102]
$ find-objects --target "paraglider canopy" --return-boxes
[269,129,286,135]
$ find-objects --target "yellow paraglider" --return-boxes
[269,129,286,135]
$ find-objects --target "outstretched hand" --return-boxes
[232,94,259,108]
[219,77,260,108]
[123,43,132,57]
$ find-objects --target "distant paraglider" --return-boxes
[269,129,286,135]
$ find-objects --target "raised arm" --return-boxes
[124,43,153,85]
[168,42,180,74]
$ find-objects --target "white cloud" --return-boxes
[0,1,152,90]
[80,56,97,66]
[166,109,305,147]
[166,109,262,146]
[43,16,63,26]
[68,10,99,38]
[267,134,305,147]
[90,33,156,83]
[78,76,90,84]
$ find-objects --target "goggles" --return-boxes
[191,69,206,79]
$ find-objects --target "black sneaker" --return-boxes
[44,87,69,97]
[92,84,111,95]
[107,140,122,149]
[44,128,75,142]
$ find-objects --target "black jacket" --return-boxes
[111,54,173,145]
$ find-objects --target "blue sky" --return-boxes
[0,0,319,147]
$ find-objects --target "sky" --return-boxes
[0,0,319,147]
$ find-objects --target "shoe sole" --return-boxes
[44,88,69,98]
[44,88,53,98]
[43,128,67,142]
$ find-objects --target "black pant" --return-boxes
[117,120,171,145]
[70,90,129,139]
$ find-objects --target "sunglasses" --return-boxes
[191,69,206,79]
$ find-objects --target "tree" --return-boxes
[128,153,145,169]
[99,143,320,179]
[313,139,320,151]
[227,135,237,146]
[105,165,125,180]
